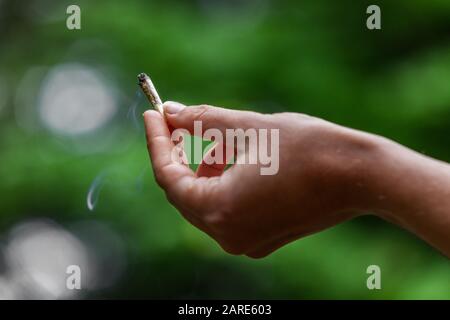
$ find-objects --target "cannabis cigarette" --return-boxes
[138,73,164,114]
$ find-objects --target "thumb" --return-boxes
[163,101,258,136]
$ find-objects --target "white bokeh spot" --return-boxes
[38,63,117,136]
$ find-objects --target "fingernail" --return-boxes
[164,101,185,114]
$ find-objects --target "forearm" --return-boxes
[363,136,450,256]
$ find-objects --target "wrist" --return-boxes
[324,125,405,217]
[339,130,414,219]
[348,135,403,217]
[307,122,390,216]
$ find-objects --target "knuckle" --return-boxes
[204,211,229,233]
[203,199,236,233]
[190,104,211,122]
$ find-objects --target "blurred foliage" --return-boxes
[0,0,449,299]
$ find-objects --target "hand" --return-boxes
[144,102,450,258]
[144,102,373,257]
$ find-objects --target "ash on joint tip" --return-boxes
[137,72,163,114]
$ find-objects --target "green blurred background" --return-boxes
[0,0,449,299]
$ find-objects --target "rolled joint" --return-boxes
[138,72,164,114]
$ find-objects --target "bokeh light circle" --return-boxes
[38,63,118,136]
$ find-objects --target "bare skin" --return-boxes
[143,101,450,258]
